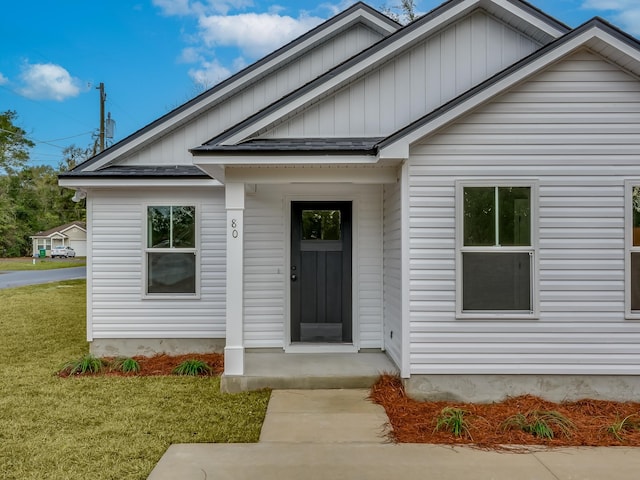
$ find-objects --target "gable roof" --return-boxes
[378,16,640,159]
[192,0,569,150]
[62,2,399,177]
[32,221,87,238]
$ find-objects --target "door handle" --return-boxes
[290,274,297,281]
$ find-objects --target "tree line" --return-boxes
[0,110,87,257]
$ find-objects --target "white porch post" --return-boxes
[224,182,245,375]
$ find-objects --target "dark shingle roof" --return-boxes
[59,165,210,179]
[191,138,384,155]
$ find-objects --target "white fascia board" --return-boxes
[220,1,481,146]
[60,225,87,234]
[58,178,222,188]
[379,27,620,157]
[193,154,379,165]
[487,0,567,38]
[224,166,398,184]
[84,9,395,173]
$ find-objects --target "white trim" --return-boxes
[225,166,397,184]
[379,26,640,159]
[400,161,411,378]
[454,179,540,320]
[283,193,361,352]
[193,154,379,165]
[225,183,246,375]
[624,180,640,320]
[141,204,201,300]
[86,194,93,342]
[59,178,222,188]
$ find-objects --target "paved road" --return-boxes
[0,267,86,290]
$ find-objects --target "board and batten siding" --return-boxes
[408,49,640,375]
[383,180,403,366]
[260,10,541,139]
[88,187,226,339]
[243,183,384,349]
[118,24,385,167]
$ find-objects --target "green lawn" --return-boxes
[0,257,86,271]
[0,280,270,480]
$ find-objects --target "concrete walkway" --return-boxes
[148,389,640,480]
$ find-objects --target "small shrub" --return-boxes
[112,357,140,374]
[59,354,106,376]
[434,407,471,439]
[172,359,212,376]
[502,410,574,439]
[607,414,640,441]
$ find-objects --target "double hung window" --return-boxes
[145,205,197,296]
[458,183,535,317]
[626,183,640,317]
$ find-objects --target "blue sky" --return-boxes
[1,0,639,169]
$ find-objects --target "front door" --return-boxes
[290,201,352,343]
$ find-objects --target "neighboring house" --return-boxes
[31,221,87,257]
[60,0,640,401]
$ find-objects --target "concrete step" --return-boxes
[221,352,399,393]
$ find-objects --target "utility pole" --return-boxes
[97,82,106,152]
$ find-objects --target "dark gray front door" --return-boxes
[290,201,352,343]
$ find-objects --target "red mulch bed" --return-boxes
[58,353,224,377]
[370,374,640,448]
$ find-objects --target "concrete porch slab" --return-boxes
[220,352,398,393]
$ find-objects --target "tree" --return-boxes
[382,0,419,24]
[0,110,34,174]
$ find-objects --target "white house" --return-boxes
[31,221,87,257]
[60,0,640,402]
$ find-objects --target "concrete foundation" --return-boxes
[404,374,640,403]
[89,338,225,357]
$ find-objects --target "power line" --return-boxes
[0,126,91,150]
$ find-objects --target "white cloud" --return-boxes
[153,0,254,16]
[198,12,323,58]
[0,72,8,85]
[18,63,82,101]
[582,0,640,35]
[188,58,232,87]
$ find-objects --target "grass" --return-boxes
[59,353,105,375]
[606,414,640,441]
[434,407,472,439]
[111,357,141,374]
[173,359,213,376]
[0,257,86,271]
[502,410,575,440]
[0,280,270,480]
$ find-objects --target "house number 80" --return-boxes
[231,219,239,238]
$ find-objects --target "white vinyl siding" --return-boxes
[408,49,640,375]
[89,187,226,339]
[383,180,403,366]
[260,10,541,139]
[243,183,384,348]
[117,24,386,167]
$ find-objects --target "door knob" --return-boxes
[290,274,297,281]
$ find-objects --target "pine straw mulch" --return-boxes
[58,353,224,377]
[370,374,640,449]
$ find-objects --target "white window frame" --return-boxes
[624,180,640,319]
[143,203,200,300]
[455,180,539,319]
